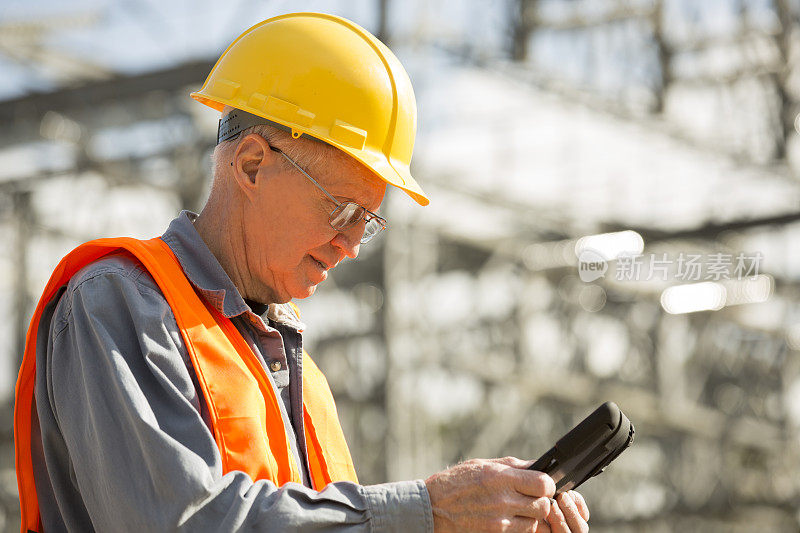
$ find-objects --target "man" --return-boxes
[15,12,590,532]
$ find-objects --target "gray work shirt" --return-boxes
[31,210,433,532]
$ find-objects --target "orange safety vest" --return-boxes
[14,237,358,533]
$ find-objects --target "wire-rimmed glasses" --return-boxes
[269,145,387,244]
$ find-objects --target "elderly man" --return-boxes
[15,12,589,533]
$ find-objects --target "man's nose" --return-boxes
[331,226,362,259]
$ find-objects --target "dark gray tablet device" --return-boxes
[528,402,634,494]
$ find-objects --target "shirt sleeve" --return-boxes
[41,261,433,532]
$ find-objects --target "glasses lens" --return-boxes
[330,203,365,230]
[361,218,384,243]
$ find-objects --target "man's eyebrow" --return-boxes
[331,192,371,206]
[333,195,356,203]
[332,194,382,214]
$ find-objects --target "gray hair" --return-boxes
[211,110,331,179]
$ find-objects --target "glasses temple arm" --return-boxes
[270,145,386,229]
[270,146,342,206]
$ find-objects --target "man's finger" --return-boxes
[534,519,552,533]
[511,469,556,498]
[500,516,538,533]
[492,456,534,469]
[546,498,570,533]
[557,492,589,533]
[568,490,590,521]
[505,493,551,520]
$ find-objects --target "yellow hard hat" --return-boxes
[191,12,429,206]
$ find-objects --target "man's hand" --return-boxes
[424,456,555,532]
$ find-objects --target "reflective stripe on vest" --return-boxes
[15,237,358,533]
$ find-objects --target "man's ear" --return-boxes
[231,133,280,199]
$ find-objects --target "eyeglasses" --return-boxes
[269,145,387,244]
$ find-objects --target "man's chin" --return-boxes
[289,282,318,300]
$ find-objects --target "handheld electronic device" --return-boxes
[528,402,634,494]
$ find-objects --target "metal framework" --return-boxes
[1,1,799,531]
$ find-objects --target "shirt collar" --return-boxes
[160,210,305,331]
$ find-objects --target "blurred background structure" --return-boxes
[2,0,800,531]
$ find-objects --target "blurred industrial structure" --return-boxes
[1,0,800,531]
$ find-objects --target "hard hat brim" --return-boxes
[334,141,430,207]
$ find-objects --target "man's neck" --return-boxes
[193,204,257,303]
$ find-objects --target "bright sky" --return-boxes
[0,0,384,99]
